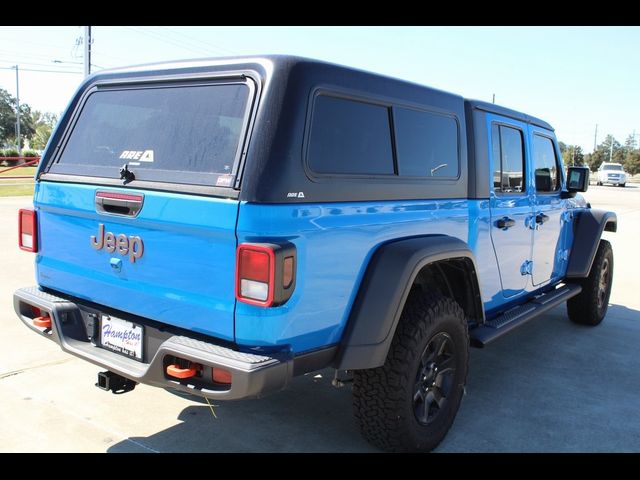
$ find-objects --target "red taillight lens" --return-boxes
[18,209,37,252]
[236,244,275,306]
[239,248,271,283]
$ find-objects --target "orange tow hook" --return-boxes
[33,316,52,328]
[166,363,199,379]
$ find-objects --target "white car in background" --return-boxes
[597,162,627,187]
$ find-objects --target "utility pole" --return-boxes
[492,93,495,104]
[14,65,21,156]
[84,26,92,77]
[593,124,598,152]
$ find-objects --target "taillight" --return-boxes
[18,209,37,252]
[236,242,297,307]
[237,244,275,306]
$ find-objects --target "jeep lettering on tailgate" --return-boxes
[90,223,144,263]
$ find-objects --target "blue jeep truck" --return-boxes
[14,56,616,452]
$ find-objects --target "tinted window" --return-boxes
[394,108,458,177]
[493,124,525,194]
[532,135,560,192]
[308,95,394,175]
[53,83,250,186]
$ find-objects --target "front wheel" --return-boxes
[352,292,468,452]
[620,183,626,187]
[567,239,613,326]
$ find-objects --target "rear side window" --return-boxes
[307,95,394,175]
[50,82,251,186]
[394,108,458,177]
[532,135,560,192]
[492,124,525,194]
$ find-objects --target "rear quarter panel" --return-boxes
[235,199,502,353]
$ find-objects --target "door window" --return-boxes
[532,135,560,192]
[492,124,525,194]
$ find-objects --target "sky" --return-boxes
[1,26,639,152]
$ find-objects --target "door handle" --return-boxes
[496,217,516,230]
[535,213,549,225]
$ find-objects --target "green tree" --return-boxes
[0,88,16,145]
[588,134,622,171]
[586,150,606,171]
[561,144,584,167]
[0,88,36,148]
[558,141,567,156]
[29,111,58,150]
[624,134,637,152]
[18,104,36,145]
[625,150,640,175]
[622,133,640,176]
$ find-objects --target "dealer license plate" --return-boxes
[99,315,144,361]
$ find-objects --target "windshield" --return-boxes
[50,82,251,187]
[602,164,623,171]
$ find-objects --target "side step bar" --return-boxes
[469,283,582,347]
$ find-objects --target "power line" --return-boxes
[0,55,81,66]
[135,26,212,56]
[0,66,81,74]
[0,59,81,69]
[90,62,112,70]
[0,49,73,62]
[124,26,213,57]
[158,27,238,56]
[87,49,128,64]
[0,35,73,51]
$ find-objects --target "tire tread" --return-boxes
[353,292,468,452]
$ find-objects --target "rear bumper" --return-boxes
[14,286,293,400]
[601,176,625,184]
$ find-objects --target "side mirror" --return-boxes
[562,167,589,198]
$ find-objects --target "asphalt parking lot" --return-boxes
[0,185,638,452]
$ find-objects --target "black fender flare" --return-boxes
[566,209,617,279]
[335,235,483,370]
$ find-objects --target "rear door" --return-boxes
[488,118,533,297]
[36,78,256,340]
[529,130,564,286]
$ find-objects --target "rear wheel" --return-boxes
[352,292,468,452]
[567,239,613,326]
[620,183,626,187]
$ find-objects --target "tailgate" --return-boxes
[35,182,238,340]
[32,75,258,341]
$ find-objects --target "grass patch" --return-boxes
[0,165,36,196]
[0,166,37,177]
[0,183,34,197]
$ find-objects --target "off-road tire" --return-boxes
[567,239,613,326]
[352,291,469,452]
